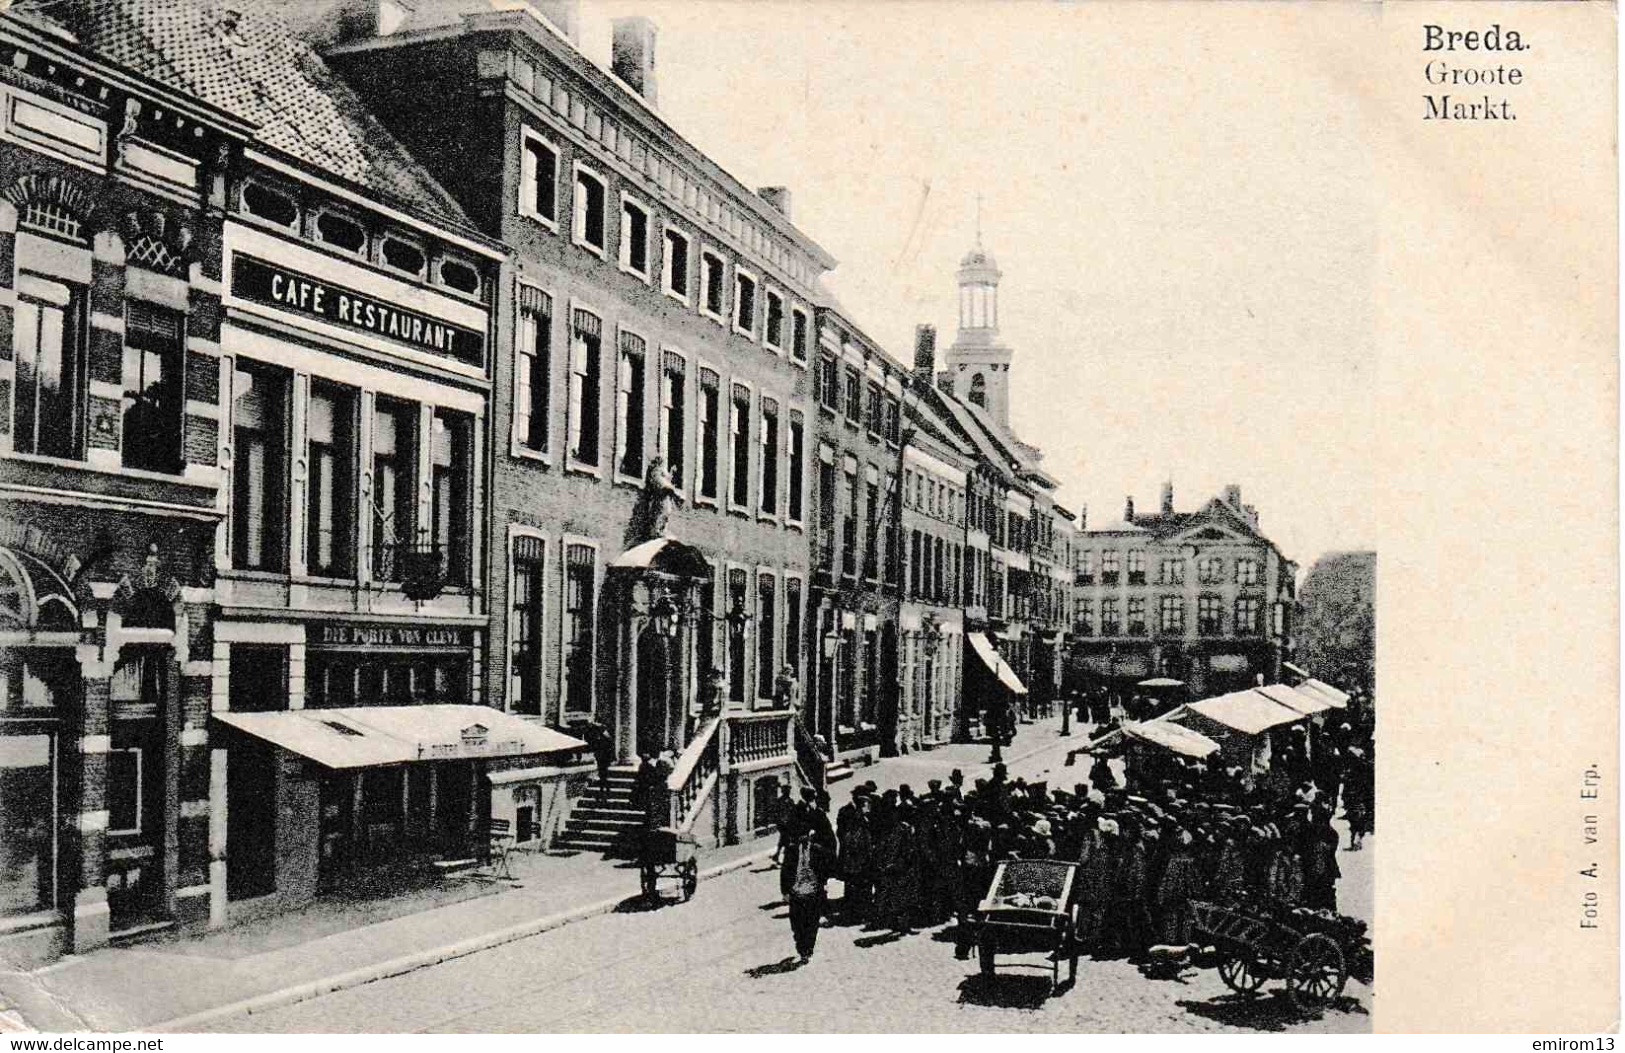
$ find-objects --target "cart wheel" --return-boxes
[978,937,997,977]
[1218,953,1267,995]
[680,859,698,902]
[640,863,658,901]
[1287,933,1347,1011]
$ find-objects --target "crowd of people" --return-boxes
[769,692,1375,966]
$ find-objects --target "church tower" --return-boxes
[941,235,1014,430]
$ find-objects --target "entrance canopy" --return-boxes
[1255,682,1334,717]
[1185,690,1305,737]
[967,632,1027,696]
[610,537,712,579]
[1124,718,1221,759]
[215,704,587,769]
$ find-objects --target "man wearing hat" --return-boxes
[782,788,838,962]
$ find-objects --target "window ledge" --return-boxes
[726,504,753,521]
[694,494,719,509]
[619,262,651,283]
[757,511,779,524]
[520,208,560,233]
[790,356,809,370]
[763,341,783,356]
[732,325,755,341]
[700,308,727,326]
[564,460,602,480]
[664,287,690,307]
[509,445,552,467]
[573,237,607,260]
[613,472,645,491]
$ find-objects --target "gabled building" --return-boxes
[1071,482,1297,699]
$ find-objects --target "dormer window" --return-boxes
[241,180,298,228]
[437,256,481,297]
[379,234,427,278]
[314,209,367,255]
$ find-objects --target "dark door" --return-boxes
[226,737,277,900]
[317,773,352,893]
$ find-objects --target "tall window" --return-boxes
[701,250,725,319]
[1159,558,1186,585]
[843,369,862,423]
[756,573,776,701]
[763,289,785,350]
[884,396,901,445]
[511,536,545,716]
[863,475,880,580]
[1128,597,1147,635]
[371,397,417,582]
[659,351,686,488]
[1235,558,1260,586]
[1078,602,1094,636]
[572,166,606,252]
[791,307,809,363]
[865,380,883,435]
[1198,555,1224,584]
[1198,595,1224,636]
[663,228,689,299]
[12,275,87,459]
[1234,597,1261,634]
[1101,598,1120,635]
[562,544,596,715]
[1159,595,1185,635]
[727,568,747,703]
[841,463,858,578]
[306,383,355,578]
[758,398,779,515]
[784,578,802,676]
[615,331,647,479]
[817,453,836,574]
[619,198,649,277]
[1126,549,1146,585]
[520,131,558,223]
[514,287,552,454]
[568,310,602,467]
[1077,550,1094,584]
[884,472,900,584]
[1100,551,1120,585]
[729,384,751,509]
[733,272,756,336]
[231,360,287,571]
[697,368,720,500]
[122,303,185,473]
[431,410,473,586]
[786,411,805,522]
[969,373,986,408]
[909,530,923,598]
[818,354,839,410]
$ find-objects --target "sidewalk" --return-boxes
[0,714,1094,1034]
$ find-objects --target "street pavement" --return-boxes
[198,718,1373,1034]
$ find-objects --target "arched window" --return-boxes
[969,372,987,408]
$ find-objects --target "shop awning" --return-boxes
[1298,678,1351,708]
[1123,719,1221,759]
[1185,690,1305,737]
[610,537,712,578]
[966,632,1028,696]
[215,705,587,770]
[1255,683,1333,716]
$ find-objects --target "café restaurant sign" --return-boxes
[313,622,475,650]
[232,254,485,365]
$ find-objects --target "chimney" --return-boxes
[1224,484,1242,509]
[1161,480,1174,516]
[1244,504,1259,527]
[1079,503,1087,531]
[611,16,658,106]
[534,1,581,45]
[757,187,792,220]
[913,325,937,379]
[1124,496,1135,523]
[936,372,953,396]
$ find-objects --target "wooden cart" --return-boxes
[639,827,699,903]
[973,859,1081,992]
[1190,900,1366,1011]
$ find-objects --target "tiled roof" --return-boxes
[12,0,471,229]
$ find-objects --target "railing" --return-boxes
[666,716,721,832]
[792,712,826,790]
[727,710,792,766]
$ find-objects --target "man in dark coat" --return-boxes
[783,789,838,961]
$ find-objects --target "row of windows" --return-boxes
[229,360,475,584]
[519,128,810,360]
[815,353,902,444]
[904,468,964,526]
[1078,551,1261,587]
[511,291,805,523]
[1075,596,1264,637]
[814,453,900,586]
[506,532,805,720]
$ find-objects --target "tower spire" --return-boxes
[974,192,982,247]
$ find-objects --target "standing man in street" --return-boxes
[784,788,837,962]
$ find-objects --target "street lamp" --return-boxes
[649,592,681,639]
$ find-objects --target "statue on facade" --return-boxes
[636,457,684,540]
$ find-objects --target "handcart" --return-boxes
[1190,899,1370,1011]
[973,858,1081,992]
[639,827,699,903]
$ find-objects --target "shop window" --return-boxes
[758,399,778,516]
[697,369,720,501]
[562,544,596,717]
[107,747,143,835]
[231,360,288,572]
[567,310,602,468]
[229,646,285,712]
[729,385,751,510]
[511,535,545,716]
[786,412,804,523]
[514,287,552,455]
[659,352,686,488]
[314,210,367,255]
[0,731,56,914]
[615,331,647,480]
[756,573,776,702]
[13,275,87,460]
[371,397,417,582]
[379,235,426,277]
[306,382,357,578]
[242,180,298,228]
[431,409,473,586]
